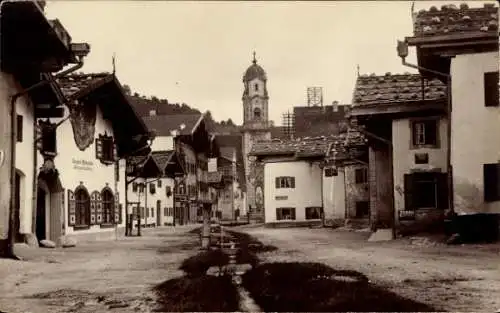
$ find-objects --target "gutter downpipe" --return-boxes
[6,52,84,259]
[398,48,453,217]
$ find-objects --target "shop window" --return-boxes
[276,207,296,220]
[305,207,322,220]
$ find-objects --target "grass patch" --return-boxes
[180,249,229,277]
[153,275,240,312]
[242,262,438,312]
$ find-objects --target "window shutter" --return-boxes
[114,162,120,182]
[291,177,295,188]
[113,142,118,161]
[276,208,282,220]
[404,174,414,210]
[95,138,103,160]
[95,192,103,224]
[114,192,120,224]
[291,208,296,220]
[436,173,449,210]
[275,177,279,188]
[484,71,499,107]
[68,190,76,226]
[90,191,99,225]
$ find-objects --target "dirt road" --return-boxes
[241,226,500,312]
[0,226,200,313]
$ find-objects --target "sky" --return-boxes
[45,0,496,126]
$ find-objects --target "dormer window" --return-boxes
[253,108,261,119]
[96,132,116,165]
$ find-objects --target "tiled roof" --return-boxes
[151,150,174,170]
[56,73,113,100]
[326,130,367,163]
[352,73,447,106]
[250,136,337,158]
[142,113,203,136]
[413,3,498,37]
[208,171,223,183]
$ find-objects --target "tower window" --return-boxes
[254,83,259,91]
[253,108,261,119]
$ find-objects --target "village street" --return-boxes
[1,225,499,313]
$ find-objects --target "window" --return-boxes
[146,206,150,218]
[39,122,56,155]
[275,176,295,189]
[404,172,447,210]
[484,163,500,202]
[16,115,23,142]
[355,168,368,184]
[151,207,154,217]
[114,162,120,182]
[150,183,156,194]
[96,133,115,164]
[75,187,91,227]
[325,167,338,177]
[484,71,499,107]
[132,182,138,192]
[411,119,438,148]
[164,207,167,216]
[101,189,114,224]
[253,108,261,119]
[158,180,162,188]
[276,207,296,220]
[305,207,322,220]
[355,201,369,218]
[140,207,144,218]
[254,83,259,91]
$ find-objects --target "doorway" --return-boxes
[156,200,161,226]
[36,187,47,241]
[14,171,22,243]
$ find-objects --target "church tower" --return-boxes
[241,52,271,223]
[242,52,269,127]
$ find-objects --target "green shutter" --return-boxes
[68,190,76,226]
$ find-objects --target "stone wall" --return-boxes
[345,164,370,219]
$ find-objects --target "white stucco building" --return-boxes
[249,137,335,224]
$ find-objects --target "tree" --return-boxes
[122,84,132,95]
[226,118,234,126]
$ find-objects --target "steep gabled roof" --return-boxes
[142,113,204,137]
[352,72,447,106]
[150,150,175,171]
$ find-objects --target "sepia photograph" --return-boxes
[0,0,499,312]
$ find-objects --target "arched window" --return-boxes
[101,188,114,224]
[253,107,261,119]
[75,187,90,227]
